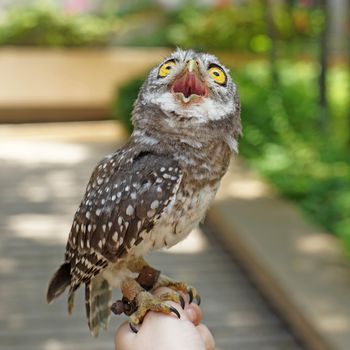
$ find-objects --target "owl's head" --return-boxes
[132,49,241,152]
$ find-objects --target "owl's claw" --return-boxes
[179,295,186,309]
[152,275,201,306]
[125,290,181,328]
[158,290,185,310]
[115,273,199,331]
[188,287,201,305]
[169,305,181,319]
[129,322,139,333]
[188,288,193,303]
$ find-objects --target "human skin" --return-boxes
[115,287,215,350]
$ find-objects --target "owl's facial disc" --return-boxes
[171,60,208,104]
[136,49,239,125]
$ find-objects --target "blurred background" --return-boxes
[0,0,349,349]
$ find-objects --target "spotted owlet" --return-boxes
[47,49,242,336]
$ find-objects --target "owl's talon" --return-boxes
[179,295,185,309]
[169,305,181,319]
[129,322,139,334]
[187,286,201,305]
[153,274,201,307]
[188,288,201,305]
[158,290,185,310]
[123,288,183,328]
[188,289,193,304]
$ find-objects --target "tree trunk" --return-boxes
[318,0,330,131]
[266,0,279,87]
[348,0,350,148]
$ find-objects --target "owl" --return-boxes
[47,49,242,336]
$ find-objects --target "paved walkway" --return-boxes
[0,122,304,350]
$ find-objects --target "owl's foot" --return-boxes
[152,275,201,305]
[125,260,200,305]
[111,277,183,333]
[129,290,181,332]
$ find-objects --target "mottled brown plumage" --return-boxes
[47,49,241,336]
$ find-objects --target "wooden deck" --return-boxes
[0,122,304,350]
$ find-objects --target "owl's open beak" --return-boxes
[171,60,208,103]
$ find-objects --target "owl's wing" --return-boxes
[65,151,182,286]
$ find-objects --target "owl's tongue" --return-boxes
[172,72,207,99]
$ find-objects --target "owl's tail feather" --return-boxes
[86,276,112,337]
[68,288,75,314]
[47,262,71,303]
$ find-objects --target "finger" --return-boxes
[115,321,136,350]
[197,324,215,350]
[184,303,202,326]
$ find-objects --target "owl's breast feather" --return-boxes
[129,182,219,256]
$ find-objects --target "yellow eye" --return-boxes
[208,65,226,85]
[158,60,176,78]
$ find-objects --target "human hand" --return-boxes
[115,287,215,350]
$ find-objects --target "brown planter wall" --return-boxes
[0,47,171,123]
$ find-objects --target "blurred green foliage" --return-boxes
[234,63,350,256]
[166,2,324,54]
[0,3,120,47]
[112,62,350,255]
[111,77,142,134]
[0,1,324,51]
